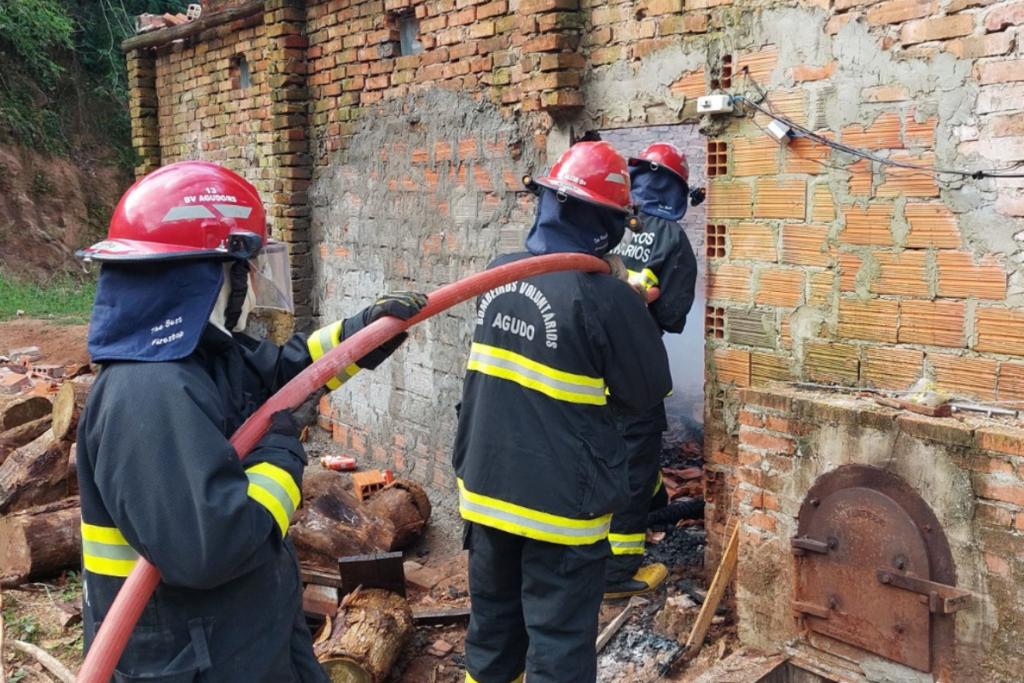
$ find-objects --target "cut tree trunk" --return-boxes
[314,588,415,683]
[291,476,395,571]
[1,396,52,431]
[0,498,80,583]
[52,381,90,442]
[0,415,53,466]
[363,479,432,551]
[67,443,79,496]
[0,430,72,515]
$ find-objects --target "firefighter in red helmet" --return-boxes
[75,161,426,683]
[603,142,701,599]
[454,142,671,683]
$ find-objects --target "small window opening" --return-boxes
[231,54,251,91]
[397,13,424,56]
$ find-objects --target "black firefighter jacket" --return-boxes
[609,213,698,435]
[610,213,698,335]
[77,326,329,683]
[453,253,672,546]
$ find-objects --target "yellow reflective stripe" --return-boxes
[246,462,301,537]
[465,672,524,683]
[652,470,664,497]
[465,673,524,683]
[81,522,140,578]
[626,268,659,290]
[608,532,646,555]
[458,478,611,546]
[308,322,356,390]
[467,343,606,406]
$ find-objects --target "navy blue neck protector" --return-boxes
[525,187,625,258]
[630,165,689,221]
[88,260,225,363]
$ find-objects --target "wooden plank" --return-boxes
[683,522,740,662]
[411,606,471,626]
[596,598,636,653]
[338,551,406,598]
[301,566,344,590]
[121,0,264,52]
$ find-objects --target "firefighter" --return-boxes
[603,142,701,599]
[454,141,672,683]
[75,161,426,683]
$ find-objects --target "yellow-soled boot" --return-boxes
[603,563,669,599]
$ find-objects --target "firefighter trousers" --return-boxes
[605,427,663,584]
[463,522,608,683]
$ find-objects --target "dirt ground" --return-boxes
[0,319,90,366]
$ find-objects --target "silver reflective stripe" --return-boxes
[605,172,627,185]
[246,471,297,518]
[162,205,217,222]
[467,349,605,401]
[317,327,336,356]
[81,539,140,562]
[458,490,611,540]
[609,539,644,550]
[214,204,253,218]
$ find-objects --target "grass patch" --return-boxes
[0,274,95,322]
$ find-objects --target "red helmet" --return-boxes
[526,141,632,214]
[77,161,267,262]
[630,142,690,184]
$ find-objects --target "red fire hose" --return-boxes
[77,253,611,683]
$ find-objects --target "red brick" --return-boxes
[755,268,805,308]
[976,307,1024,356]
[945,32,1015,59]
[998,363,1024,402]
[930,353,998,400]
[841,204,894,246]
[873,251,929,297]
[804,342,860,384]
[730,222,777,261]
[740,427,794,454]
[754,179,806,219]
[976,426,1024,456]
[903,201,961,247]
[837,297,899,342]
[984,1,1024,31]
[519,0,577,12]
[841,114,903,149]
[782,224,833,266]
[714,347,752,386]
[876,154,940,198]
[936,252,1006,300]
[898,300,966,347]
[788,62,836,82]
[975,59,1024,85]
[984,552,1011,577]
[867,0,936,25]
[862,347,924,390]
[477,0,508,18]
[976,479,1024,507]
[708,181,754,219]
[732,136,781,177]
[670,68,706,99]
[746,510,778,533]
[739,409,766,428]
[901,15,974,45]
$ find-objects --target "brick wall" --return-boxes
[733,386,1019,681]
[129,1,1024,538]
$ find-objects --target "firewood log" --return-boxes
[0,498,80,582]
[363,479,432,550]
[291,476,395,571]
[314,588,415,683]
[1,396,52,431]
[0,430,71,514]
[52,381,90,442]
[0,416,53,466]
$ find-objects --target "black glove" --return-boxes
[362,291,429,325]
[344,291,429,370]
[268,388,326,440]
[689,187,706,207]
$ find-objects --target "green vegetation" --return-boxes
[0,0,187,164]
[2,598,42,644]
[0,273,96,322]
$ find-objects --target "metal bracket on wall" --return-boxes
[876,569,972,614]
[790,536,830,556]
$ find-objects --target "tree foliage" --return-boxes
[0,0,186,159]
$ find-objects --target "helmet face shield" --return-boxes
[251,241,294,313]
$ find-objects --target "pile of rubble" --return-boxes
[134,4,202,34]
[0,346,90,398]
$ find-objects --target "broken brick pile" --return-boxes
[0,347,88,398]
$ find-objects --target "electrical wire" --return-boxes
[729,71,1024,179]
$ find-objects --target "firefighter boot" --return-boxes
[603,563,669,599]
